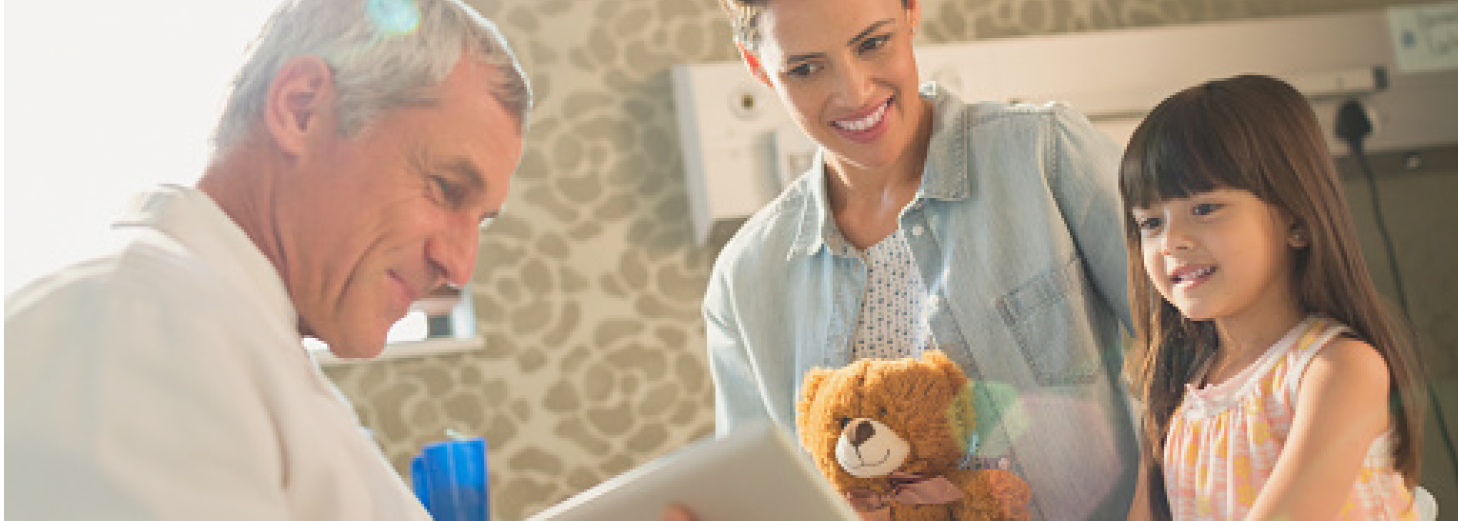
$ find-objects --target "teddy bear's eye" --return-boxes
[879,405,888,417]
[836,417,851,430]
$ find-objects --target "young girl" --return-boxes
[1121,74,1426,520]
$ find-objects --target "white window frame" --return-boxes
[309,286,484,365]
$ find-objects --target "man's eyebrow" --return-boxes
[443,157,502,221]
[445,158,486,194]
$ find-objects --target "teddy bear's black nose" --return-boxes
[849,419,875,447]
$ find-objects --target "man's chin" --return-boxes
[314,328,389,360]
[328,334,388,359]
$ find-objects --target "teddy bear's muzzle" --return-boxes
[835,418,912,478]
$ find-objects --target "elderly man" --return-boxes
[6,0,529,517]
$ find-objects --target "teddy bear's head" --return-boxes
[796,350,978,490]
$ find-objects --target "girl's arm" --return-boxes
[1247,337,1393,519]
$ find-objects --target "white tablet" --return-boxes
[527,421,860,521]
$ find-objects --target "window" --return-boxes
[307,287,484,364]
[5,0,482,362]
[7,0,277,296]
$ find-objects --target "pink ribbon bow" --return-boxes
[844,472,965,521]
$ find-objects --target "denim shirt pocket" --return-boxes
[995,255,1101,386]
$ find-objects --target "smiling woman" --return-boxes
[5,0,278,295]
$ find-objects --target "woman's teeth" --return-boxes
[1176,266,1216,283]
[835,100,889,131]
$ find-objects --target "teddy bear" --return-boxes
[797,350,1030,521]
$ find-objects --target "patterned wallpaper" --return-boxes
[319,0,1455,519]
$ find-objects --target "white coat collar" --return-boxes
[114,185,300,352]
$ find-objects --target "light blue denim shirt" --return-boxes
[704,84,1139,520]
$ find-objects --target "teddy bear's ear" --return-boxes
[924,350,968,388]
[796,368,834,432]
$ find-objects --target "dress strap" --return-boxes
[1179,317,1321,418]
[1283,317,1352,407]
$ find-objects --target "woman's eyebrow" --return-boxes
[784,18,895,65]
[847,19,893,47]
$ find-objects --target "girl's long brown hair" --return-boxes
[1118,75,1424,518]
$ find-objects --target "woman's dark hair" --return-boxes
[717,0,909,51]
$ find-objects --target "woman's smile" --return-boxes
[831,96,893,143]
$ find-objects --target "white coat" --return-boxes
[6,186,430,520]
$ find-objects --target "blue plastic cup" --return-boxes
[411,437,489,521]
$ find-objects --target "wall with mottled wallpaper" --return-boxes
[320,0,1457,518]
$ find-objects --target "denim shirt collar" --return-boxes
[788,82,971,259]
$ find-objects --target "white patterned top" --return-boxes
[851,228,931,360]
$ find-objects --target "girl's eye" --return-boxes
[859,34,890,54]
[1193,203,1221,216]
[1134,216,1162,232]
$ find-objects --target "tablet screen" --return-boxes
[527,421,859,520]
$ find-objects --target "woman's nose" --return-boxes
[833,62,876,108]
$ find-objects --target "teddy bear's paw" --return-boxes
[960,469,1030,521]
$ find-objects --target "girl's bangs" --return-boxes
[1120,94,1253,209]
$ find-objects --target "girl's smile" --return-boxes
[1168,264,1216,286]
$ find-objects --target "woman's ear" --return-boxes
[264,56,335,156]
[736,43,773,87]
[904,0,923,36]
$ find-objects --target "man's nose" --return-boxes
[429,219,480,289]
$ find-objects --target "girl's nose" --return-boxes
[1160,223,1194,255]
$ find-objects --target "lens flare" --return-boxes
[367,0,421,35]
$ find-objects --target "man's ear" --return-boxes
[736,43,772,88]
[264,56,334,156]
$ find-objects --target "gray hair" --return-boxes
[212,0,532,150]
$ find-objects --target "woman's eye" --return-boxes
[1193,203,1221,216]
[786,62,821,78]
[859,35,890,54]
